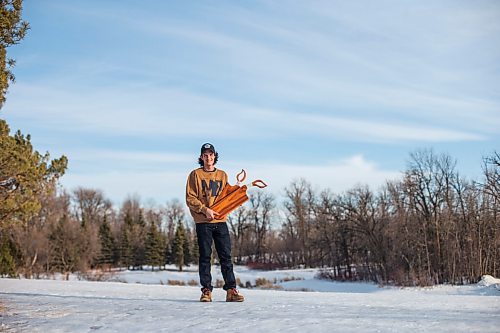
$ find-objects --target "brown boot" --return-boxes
[226,288,244,302]
[200,288,212,302]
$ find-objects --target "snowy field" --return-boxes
[1,266,499,332]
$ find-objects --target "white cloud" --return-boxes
[226,155,400,197]
[38,1,499,133]
[292,113,485,142]
[60,152,400,207]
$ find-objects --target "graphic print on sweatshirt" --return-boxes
[201,179,222,198]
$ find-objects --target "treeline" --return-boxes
[232,150,499,286]
[1,188,197,279]
[1,149,498,286]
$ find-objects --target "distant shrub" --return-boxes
[259,281,283,290]
[280,276,303,283]
[187,279,198,286]
[249,277,287,290]
[167,280,186,286]
[255,278,271,287]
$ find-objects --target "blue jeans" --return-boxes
[196,222,236,291]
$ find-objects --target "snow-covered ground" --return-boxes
[1,266,499,332]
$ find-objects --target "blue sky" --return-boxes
[2,0,499,206]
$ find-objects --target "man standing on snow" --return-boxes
[185,143,244,302]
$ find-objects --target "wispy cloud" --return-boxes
[227,154,401,195]
[5,82,485,143]
[61,152,401,205]
[8,1,498,137]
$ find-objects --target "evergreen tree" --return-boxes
[164,242,172,266]
[0,120,67,227]
[132,229,146,270]
[137,210,146,228]
[145,221,163,270]
[190,229,200,265]
[172,222,186,271]
[183,226,192,266]
[120,206,147,270]
[119,226,132,270]
[97,217,114,269]
[191,232,199,266]
[123,211,133,228]
[0,230,16,277]
[48,215,79,278]
[159,232,167,269]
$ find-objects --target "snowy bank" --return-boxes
[108,266,500,296]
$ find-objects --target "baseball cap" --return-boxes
[200,143,216,154]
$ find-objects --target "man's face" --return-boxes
[201,150,215,168]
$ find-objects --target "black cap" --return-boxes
[200,143,216,154]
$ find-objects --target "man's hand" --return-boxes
[205,208,220,220]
